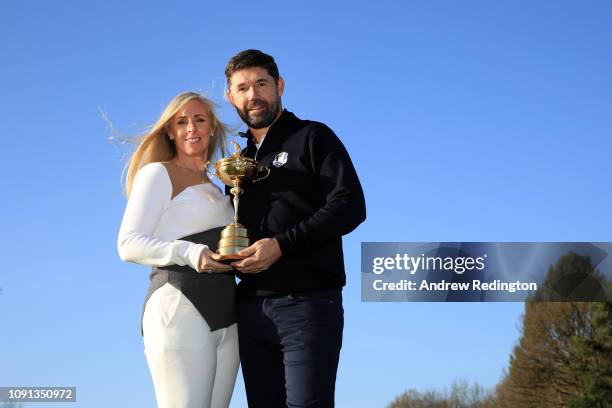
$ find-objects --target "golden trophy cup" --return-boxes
[212,141,270,260]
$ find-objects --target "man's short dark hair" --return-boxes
[225,49,280,87]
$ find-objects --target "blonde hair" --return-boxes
[124,92,229,196]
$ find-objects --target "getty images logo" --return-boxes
[372,253,488,275]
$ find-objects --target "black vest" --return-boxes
[141,227,237,335]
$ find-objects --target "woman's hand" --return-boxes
[198,248,233,273]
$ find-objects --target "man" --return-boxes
[225,49,366,408]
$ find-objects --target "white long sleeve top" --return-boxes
[117,162,234,272]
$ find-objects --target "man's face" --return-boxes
[227,67,284,129]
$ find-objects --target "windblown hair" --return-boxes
[124,92,228,196]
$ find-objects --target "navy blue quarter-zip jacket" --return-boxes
[228,110,366,298]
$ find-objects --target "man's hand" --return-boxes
[231,238,282,273]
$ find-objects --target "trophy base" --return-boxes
[217,223,250,264]
[216,253,248,264]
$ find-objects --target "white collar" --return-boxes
[255,133,267,150]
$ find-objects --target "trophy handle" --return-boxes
[252,165,270,183]
[206,161,220,179]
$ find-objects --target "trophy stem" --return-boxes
[233,196,239,225]
[230,183,241,225]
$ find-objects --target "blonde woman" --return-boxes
[118,92,239,408]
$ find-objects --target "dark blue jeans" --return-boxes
[238,290,344,408]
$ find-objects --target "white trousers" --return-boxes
[143,283,239,408]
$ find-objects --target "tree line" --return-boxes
[389,252,612,408]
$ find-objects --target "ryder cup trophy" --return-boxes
[212,141,270,260]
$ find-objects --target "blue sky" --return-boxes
[1,1,611,407]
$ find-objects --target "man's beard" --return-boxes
[236,97,281,129]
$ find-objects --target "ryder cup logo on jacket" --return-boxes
[272,152,288,167]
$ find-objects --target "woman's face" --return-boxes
[168,99,214,159]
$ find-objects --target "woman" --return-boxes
[117,92,239,408]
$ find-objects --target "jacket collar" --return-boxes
[239,109,298,153]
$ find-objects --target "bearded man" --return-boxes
[225,49,366,408]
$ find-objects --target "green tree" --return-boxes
[568,301,612,408]
[497,252,612,407]
[533,251,608,302]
